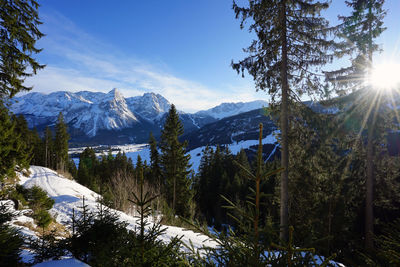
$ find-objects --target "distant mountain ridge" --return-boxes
[10,89,269,145]
[195,100,268,119]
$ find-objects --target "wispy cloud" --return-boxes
[24,10,261,112]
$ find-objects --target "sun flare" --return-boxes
[370,62,400,90]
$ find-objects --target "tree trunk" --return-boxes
[45,141,48,168]
[254,123,263,254]
[173,176,176,212]
[280,0,289,243]
[365,1,374,251]
[365,123,374,251]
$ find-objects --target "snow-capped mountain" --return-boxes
[75,89,139,136]
[12,89,141,137]
[126,92,171,121]
[9,89,215,144]
[195,100,268,119]
[10,89,273,145]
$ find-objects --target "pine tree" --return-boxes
[325,0,386,94]
[196,145,213,223]
[54,112,69,172]
[325,0,386,251]
[44,126,54,168]
[0,0,45,98]
[136,155,143,174]
[29,128,45,166]
[0,104,16,180]
[149,132,162,190]
[12,114,33,171]
[0,203,23,265]
[77,147,98,189]
[232,0,341,241]
[159,104,192,218]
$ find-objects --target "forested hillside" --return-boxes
[1,0,400,266]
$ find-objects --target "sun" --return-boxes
[370,62,400,91]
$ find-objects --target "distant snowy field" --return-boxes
[69,131,279,173]
[69,143,151,168]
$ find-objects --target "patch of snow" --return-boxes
[231,131,245,137]
[266,144,279,161]
[32,258,89,267]
[20,249,36,264]
[189,115,200,129]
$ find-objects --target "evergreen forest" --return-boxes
[1,0,400,266]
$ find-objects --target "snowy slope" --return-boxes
[33,258,89,267]
[18,166,216,251]
[195,100,268,119]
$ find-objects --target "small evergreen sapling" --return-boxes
[127,166,185,266]
[0,202,23,266]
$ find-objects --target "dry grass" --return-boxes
[14,220,70,238]
[13,221,36,232]
[56,169,73,180]
[45,221,70,238]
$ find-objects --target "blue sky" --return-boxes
[25,0,400,112]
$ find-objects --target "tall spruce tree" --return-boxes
[54,112,69,171]
[11,114,33,171]
[77,147,98,189]
[149,133,162,190]
[0,0,44,98]
[232,0,340,241]
[0,104,17,180]
[44,126,54,169]
[325,0,386,251]
[196,146,213,223]
[159,104,192,218]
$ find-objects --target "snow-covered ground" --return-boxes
[18,166,216,252]
[33,258,89,267]
[68,143,149,157]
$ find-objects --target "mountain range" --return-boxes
[10,89,268,146]
[13,88,400,161]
